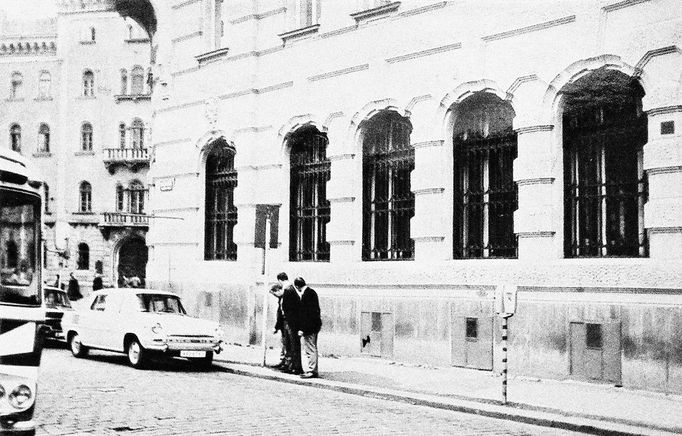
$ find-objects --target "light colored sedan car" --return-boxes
[62,288,224,368]
[42,285,74,342]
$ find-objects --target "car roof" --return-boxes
[91,288,179,297]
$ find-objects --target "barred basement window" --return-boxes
[204,139,238,261]
[362,112,414,261]
[453,93,517,259]
[563,70,648,258]
[289,127,330,262]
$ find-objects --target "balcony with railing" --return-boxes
[103,147,150,173]
[101,212,149,227]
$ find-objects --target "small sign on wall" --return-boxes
[158,177,175,192]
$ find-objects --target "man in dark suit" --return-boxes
[281,274,303,375]
[269,272,292,370]
[293,277,321,379]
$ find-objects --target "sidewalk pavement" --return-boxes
[214,343,682,436]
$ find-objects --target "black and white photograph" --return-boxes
[1,0,681,434]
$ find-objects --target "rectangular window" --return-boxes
[465,317,478,339]
[586,323,602,349]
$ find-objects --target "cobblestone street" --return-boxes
[35,347,584,435]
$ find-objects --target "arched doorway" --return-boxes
[117,237,148,287]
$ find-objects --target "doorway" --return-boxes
[117,238,148,287]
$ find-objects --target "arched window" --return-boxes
[90,27,96,42]
[120,69,127,95]
[119,123,126,148]
[10,72,22,99]
[38,123,50,153]
[10,124,21,152]
[131,66,144,95]
[79,181,92,213]
[131,119,144,148]
[362,112,414,261]
[77,243,90,270]
[289,126,330,261]
[83,70,94,97]
[563,70,648,257]
[453,93,517,259]
[44,183,50,214]
[129,180,145,214]
[38,71,51,98]
[128,24,134,40]
[81,122,93,151]
[204,139,238,261]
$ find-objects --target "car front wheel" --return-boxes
[126,337,147,369]
[69,332,88,358]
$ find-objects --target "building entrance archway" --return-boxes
[117,237,148,287]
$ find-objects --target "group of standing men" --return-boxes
[270,273,321,379]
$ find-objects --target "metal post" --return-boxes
[260,215,271,367]
[502,315,508,405]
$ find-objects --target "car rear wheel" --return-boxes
[190,351,213,369]
[126,337,147,369]
[69,332,88,358]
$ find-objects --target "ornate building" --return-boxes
[0,1,153,291]
[28,0,682,393]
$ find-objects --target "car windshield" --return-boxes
[0,189,40,306]
[44,290,71,309]
[136,294,186,315]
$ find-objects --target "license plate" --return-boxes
[180,350,206,358]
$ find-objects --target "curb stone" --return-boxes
[213,360,679,436]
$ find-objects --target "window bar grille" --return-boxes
[290,133,330,261]
[363,118,414,261]
[205,148,238,261]
[564,109,647,258]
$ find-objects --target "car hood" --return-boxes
[149,314,218,336]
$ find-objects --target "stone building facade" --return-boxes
[0,3,153,293]
[66,0,682,393]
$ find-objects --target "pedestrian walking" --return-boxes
[293,277,321,379]
[92,274,103,291]
[281,273,303,375]
[67,272,82,301]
